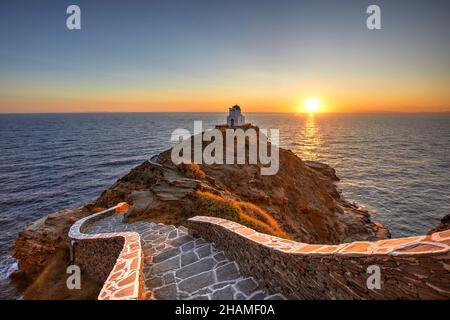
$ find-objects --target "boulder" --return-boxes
[428,213,450,234]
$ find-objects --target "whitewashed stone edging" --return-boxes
[69,203,144,300]
[187,216,450,299]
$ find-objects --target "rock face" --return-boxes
[428,213,450,234]
[93,128,389,244]
[12,206,90,281]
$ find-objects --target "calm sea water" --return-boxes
[0,112,449,299]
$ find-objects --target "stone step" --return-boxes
[84,213,285,300]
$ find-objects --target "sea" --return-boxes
[0,112,449,299]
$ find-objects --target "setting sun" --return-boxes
[304,98,320,113]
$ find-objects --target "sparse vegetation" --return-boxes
[187,191,289,239]
[178,163,206,180]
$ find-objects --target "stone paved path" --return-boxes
[84,214,285,300]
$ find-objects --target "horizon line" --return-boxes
[1,111,450,115]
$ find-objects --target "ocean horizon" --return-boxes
[1,111,450,114]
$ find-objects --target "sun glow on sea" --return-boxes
[304,98,320,113]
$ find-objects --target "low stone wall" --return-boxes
[69,203,144,300]
[187,216,450,300]
[72,237,124,283]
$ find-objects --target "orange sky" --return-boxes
[1,78,449,113]
[1,60,449,113]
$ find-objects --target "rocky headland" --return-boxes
[94,147,389,244]
[11,127,395,298]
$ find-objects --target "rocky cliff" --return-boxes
[12,207,89,281]
[13,128,390,292]
[93,128,389,244]
[11,206,104,299]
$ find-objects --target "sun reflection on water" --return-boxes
[295,114,322,161]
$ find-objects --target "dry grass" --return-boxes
[178,163,206,180]
[191,191,289,239]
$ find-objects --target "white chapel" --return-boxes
[226,105,246,127]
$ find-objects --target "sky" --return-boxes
[0,0,449,113]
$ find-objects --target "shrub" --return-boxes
[193,191,289,239]
[178,163,206,180]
